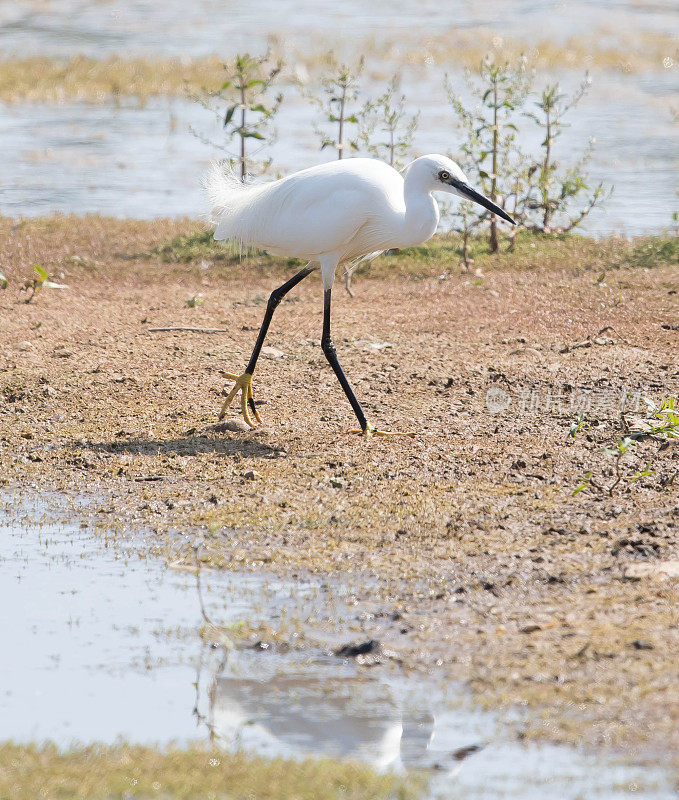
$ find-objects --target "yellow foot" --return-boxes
[219,372,262,428]
[349,422,415,438]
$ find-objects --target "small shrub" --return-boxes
[191,51,282,181]
[309,57,364,160]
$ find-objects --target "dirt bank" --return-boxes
[1,217,677,763]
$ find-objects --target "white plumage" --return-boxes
[208,154,514,435]
[208,155,511,289]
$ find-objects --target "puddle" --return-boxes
[1,494,675,799]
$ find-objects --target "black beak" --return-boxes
[451,180,516,225]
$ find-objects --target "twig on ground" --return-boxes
[148,326,230,333]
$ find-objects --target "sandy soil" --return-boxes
[1,217,677,764]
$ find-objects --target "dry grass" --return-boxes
[397,27,678,74]
[0,741,418,800]
[0,55,226,104]
[0,26,676,103]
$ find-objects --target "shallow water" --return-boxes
[0,494,676,798]
[1,72,676,236]
[0,1,677,234]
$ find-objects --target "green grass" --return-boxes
[2,214,676,287]
[0,741,421,800]
[150,227,679,279]
[150,229,305,273]
[625,235,679,269]
[152,230,232,262]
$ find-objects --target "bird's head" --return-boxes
[406,155,516,225]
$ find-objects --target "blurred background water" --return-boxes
[0,0,677,234]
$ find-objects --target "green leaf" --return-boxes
[250,103,267,113]
[223,105,237,127]
[572,471,592,496]
[220,80,231,91]
[568,411,585,438]
[631,464,654,482]
[247,79,265,88]
[0,269,7,289]
[33,264,48,281]
[243,131,265,140]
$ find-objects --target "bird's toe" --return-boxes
[219,371,261,427]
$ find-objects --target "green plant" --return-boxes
[359,76,419,168]
[310,57,364,160]
[447,55,532,252]
[186,293,204,308]
[523,75,609,233]
[191,51,282,181]
[0,268,7,289]
[568,411,585,439]
[573,397,678,496]
[626,235,679,269]
[20,264,69,303]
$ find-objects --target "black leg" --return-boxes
[220,265,315,423]
[245,265,316,376]
[321,287,369,431]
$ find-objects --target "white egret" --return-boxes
[208,154,514,436]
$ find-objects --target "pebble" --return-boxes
[509,346,543,361]
[520,623,542,634]
[209,419,251,433]
[335,639,380,658]
[262,346,285,358]
[623,561,679,581]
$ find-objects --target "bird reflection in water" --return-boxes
[191,645,460,774]
[214,673,435,771]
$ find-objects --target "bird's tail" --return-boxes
[204,162,264,241]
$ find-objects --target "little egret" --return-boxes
[208,154,514,436]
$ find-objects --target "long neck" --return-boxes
[402,174,439,247]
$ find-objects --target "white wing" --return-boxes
[207,160,404,261]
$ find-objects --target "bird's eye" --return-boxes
[439,170,450,181]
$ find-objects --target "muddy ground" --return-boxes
[1,217,677,766]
